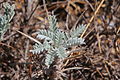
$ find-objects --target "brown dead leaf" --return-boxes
[65,0,86,15]
[15,0,25,10]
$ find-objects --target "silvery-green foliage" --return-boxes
[30,40,51,54]
[70,24,85,38]
[48,15,58,33]
[30,15,85,67]
[36,30,54,43]
[64,37,85,48]
[0,2,15,40]
[45,49,57,66]
[56,46,67,59]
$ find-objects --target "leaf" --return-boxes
[70,24,85,38]
[30,43,44,54]
[36,30,55,43]
[43,40,52,50]
[64,37,85,48]
[48,15,58,32]
[56,46,67,59]
[45,49,56,67]
[0,2,15,40]
[30,15,85,68]
[54,30,65,47]
[65,0,86,15]
[15,0,25,10]
[30,41,52,54]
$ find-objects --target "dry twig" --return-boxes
[80,0,105,38]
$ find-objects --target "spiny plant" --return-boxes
[0,2,15,40]
[30,15,85,68]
